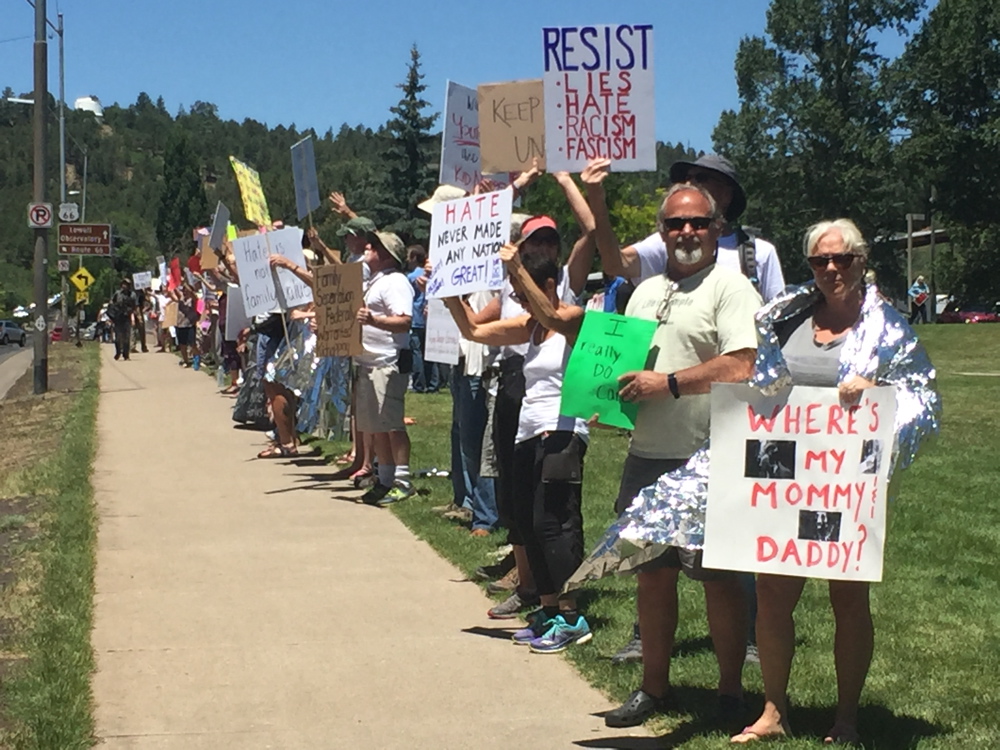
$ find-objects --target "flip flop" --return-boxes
[257,444,298,459]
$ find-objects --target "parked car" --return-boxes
[937,300,1000,324]
[82,322,98,341]
[0,319,27,346]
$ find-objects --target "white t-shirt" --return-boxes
[623,264,761,459]
[499,268,578,360]
[355,270,414,368]
[516,325,588,443]
[630,231,786,302]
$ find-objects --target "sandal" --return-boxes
[335,451,356,466]
[257,444,298,459]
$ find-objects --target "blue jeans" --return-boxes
[409,329,440,392]
[450,370,498,531]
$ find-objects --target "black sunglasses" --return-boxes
[807,253,861,271]
[662,216,713,232]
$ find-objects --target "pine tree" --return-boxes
[155,129,209,258]
[376,45,440,243]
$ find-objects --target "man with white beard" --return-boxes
[582,171,763,728]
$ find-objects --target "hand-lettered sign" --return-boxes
[559,312,657,429]
[132,271,152,290]
[312,262,364,357]
[424,297,461,365]
[229,156,272,226]
[267,226,314,310]
[478,80,547,174]
[703,384,897,582]
[426,190,513,300]
[440,81,512,192]
[542,24,655,172]
[230,233,277,317]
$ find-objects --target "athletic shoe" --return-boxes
[353,473,377,490]
[487,590,539,620]
[512,610,552,645]
[486,567,519,595]
[431,502,461,514]
[442,507,473,523]
[528,614,592,654]
[376,483,415,507]
[359,484,391,505]
[474,552,516,582]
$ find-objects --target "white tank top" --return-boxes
[516,325,589,444]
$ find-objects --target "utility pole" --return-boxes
[33,0,49,394]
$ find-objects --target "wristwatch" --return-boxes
[668,372,680,399]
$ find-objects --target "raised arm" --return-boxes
[580,158,642,280]
[501,243,585,345]
[328,191,358,220]
[553,171,597,296]
[307,226,342,265]
[443,296,531,347]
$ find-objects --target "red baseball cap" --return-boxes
[519,215,559,244]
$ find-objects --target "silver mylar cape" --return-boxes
[567,282,942,588]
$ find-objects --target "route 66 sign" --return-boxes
[59,202,80,222]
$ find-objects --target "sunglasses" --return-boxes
[807,253,862,271]
[662,216,714,232]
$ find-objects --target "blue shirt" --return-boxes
[408,268,427,328]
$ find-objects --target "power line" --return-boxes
[0,34,33,44]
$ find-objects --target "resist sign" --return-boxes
[542,24,655,172]
[426,190,512,299]
[703,384,897,582]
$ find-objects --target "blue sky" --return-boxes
[1,0,928,152]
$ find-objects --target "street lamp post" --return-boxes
[32,0,49,394]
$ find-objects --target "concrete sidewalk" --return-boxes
[0,348,31,400]
[92,347,649,749]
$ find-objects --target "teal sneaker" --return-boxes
[511,610,552,646]
[528,614,592,654]
[376,482,415,507]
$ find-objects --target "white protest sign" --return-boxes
[231,232,278,317]
[426,190,513,300]
[542,24,655,172]
[224,283,250,341]
[439,81,513,192]
[132,271,152,290]
[266,226,314,309]
[703,384,897,582]
[424,298,461,365]
[290,136,321,220]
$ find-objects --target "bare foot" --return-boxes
[731,719,789,744]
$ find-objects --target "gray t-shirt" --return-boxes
[781,315,843,387]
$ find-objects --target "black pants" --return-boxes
[493,356,525,545]
[113,319,132,359]
[512,432,586,597]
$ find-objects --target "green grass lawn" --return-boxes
[319,325,999,748]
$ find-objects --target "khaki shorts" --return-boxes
[356,364,407,433]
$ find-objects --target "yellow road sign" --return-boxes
[70,266,95,292]
[75,290,89,304]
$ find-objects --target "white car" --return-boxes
[0,320,27,346]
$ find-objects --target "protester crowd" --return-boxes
[113,154,940,746]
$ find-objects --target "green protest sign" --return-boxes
[560,312,657,429]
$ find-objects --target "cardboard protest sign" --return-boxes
[426,190,513,300]
[542,24,655,172]
[267,227,314,309]
[424,298,461,365]
[132,271,152,290]
[559,312,657,429]
[229,156,272,226]
[161,301,178,329]
[703,384,897,582]
[312,262,363,357]
[290,136,321,221]
[478,80,546,174]
[199,234,219,270]
[224,284,250,341]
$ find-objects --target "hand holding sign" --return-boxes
[618,370,669,402]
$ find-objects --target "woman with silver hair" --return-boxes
[730,218,941,744]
